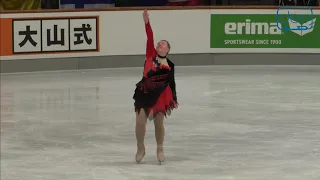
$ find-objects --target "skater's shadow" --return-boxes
[95,155,189,167]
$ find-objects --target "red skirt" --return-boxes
[136,86,178,120]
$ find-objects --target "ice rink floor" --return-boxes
[1,65,320,180]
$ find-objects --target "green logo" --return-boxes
[210,14,320,48]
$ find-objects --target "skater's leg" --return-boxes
[154,113,165,162]
[135,109,147,163]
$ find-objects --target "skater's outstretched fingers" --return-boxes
[143,9,149,24]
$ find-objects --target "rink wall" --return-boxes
[1,6,320,73]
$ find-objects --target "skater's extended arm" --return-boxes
[145,22,155,58]
[143,10,155,59]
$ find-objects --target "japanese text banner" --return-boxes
[0,16,100,56]
[0,0,41,10]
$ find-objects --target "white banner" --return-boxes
[0,9,319,60]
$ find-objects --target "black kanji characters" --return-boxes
[14,18,97,53]
[47,25,65,46]
[74,24,92,45]
[18,26,38,47]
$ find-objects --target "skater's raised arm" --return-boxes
[143,10,156,59]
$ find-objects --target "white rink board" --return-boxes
[1,9,320,60]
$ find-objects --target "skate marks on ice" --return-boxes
[1,66,320,180]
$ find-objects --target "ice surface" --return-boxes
[1,66,320,180]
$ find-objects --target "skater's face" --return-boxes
[156,40,170,56]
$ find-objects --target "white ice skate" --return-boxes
[135,147,145,163]
[157,147,165,164]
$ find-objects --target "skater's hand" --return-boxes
[143,9,149,24]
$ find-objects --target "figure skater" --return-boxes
[133,9,178,164]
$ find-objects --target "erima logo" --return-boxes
[288,18,316,36]
[225,19,282,35]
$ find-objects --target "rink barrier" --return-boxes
[1,6,320,73]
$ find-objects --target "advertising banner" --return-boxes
[1,8,319,60]
[0,16,99,56]
[210,11,319,49]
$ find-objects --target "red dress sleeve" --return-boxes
[145,22,156,59]
[143,22,156,77]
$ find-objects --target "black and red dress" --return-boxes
[133,22,178,120]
